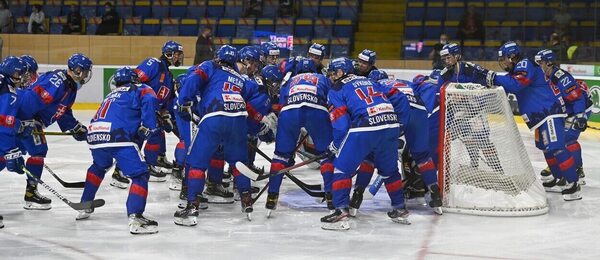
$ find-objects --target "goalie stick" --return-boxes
[44,164,86,188]
[22,167,105,211]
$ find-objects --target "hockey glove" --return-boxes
[325,142,339,159]
[4,148,24,174]
[177,101,193,122]
[70,122,88,141]
[157,110,174,133]
[485,70,496,88]
[566,113,588,132]
[258,123,275,144]
[17,120,41,137]
[260,112,278,136]
[138,126,159,140]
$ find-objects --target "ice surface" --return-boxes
[1,111,600,260]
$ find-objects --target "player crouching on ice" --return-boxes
[321,58,410,230]
[79,67,160,234]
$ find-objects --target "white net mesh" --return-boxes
[439,83,548,216]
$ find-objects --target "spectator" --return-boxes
[243,0,263,18]
[28,4,45,34]
[278,0,295,17]
[0,0,13,33]
[96,2,120,35]
[553,4,571,39]
[62,5,82,34]
[429,33,448,69]
[457,5,484,44]
[548,33,562,61]
[194,26,214,65]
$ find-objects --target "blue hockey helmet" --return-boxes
[21,55,38,73]
[67,53,93,88]
[261,64,284,97]
[216,45,238,67]
[440,43,461,56]
[261,42,280,57]
[239,46,261,62]
[358,49,377,65]
[535,49,555,64]
[113,67,138,86]
[174,73,187,92]
[327,57,354,75]
[498,41,521,58]
[307,43,326,60]
[162,40,184,66]
[0,56,27,86]
[429,69,441,81]
[295,58,317,74]
[368,69,389,81]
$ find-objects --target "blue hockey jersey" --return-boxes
[494,59,566,129]
[378,78,427,112]
[87,83,158,148]
[328,75,402,147]
[412,80,441,117]
[135,57,174,109]
[0,75,19,155]
[280,72,331,113]
[17,70,80,131]
[548,67,592,116]
[178,61,257,123]
[438,62,484,87]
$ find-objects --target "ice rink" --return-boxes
[1,110,599,260]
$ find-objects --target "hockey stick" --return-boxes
[33,131,73,136]
[22,167,105,211]
[236,155,325,182]
[44,164,86,188]
[587,124,600,131]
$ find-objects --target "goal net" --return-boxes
[438,83,548,216]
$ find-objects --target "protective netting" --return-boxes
[439,83,548,216]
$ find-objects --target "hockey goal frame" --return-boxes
[437,83,549,217]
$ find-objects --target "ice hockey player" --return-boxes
[175,45,256,225]
[322,57,409,230]
[369,69,442,215]
[79,67,159,234]
[20,55,39,86]
[307,43,326,73]
[535,49,592,186]
[260,42,280,66]
[17,53,93,210]
[125,40,184,183]
[412,70,442,165]
[437,43,502,170]
[475,41,581,201]
[0,56,28,228]
[265,57,334,217]
[355,49,378,77]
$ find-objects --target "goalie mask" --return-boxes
[162,40,184,67]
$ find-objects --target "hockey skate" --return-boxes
[177,183,188,209]
[265,192,279,218]
[0,215,3,229]
[169,166,183,191]
[157,155,174,170]
[174,201,200,226]
[324,192,335,213]
[349,187,365,217]
[562,182,582,201]
[577,167,586,185]
[204,182,234,204]
[128,214,158,234]
[540,167,554,183]
[248,163,265,175]
[388,208,411,225]
[321,208,350,230]
[24,184,52,210]
[240,191,253,221]
[76,208,94,220]
[426,184,443,215]
[543,177,566,193]
[148,165,168,182]
[110,167,130,189]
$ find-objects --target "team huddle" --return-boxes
[0,39,591,233]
